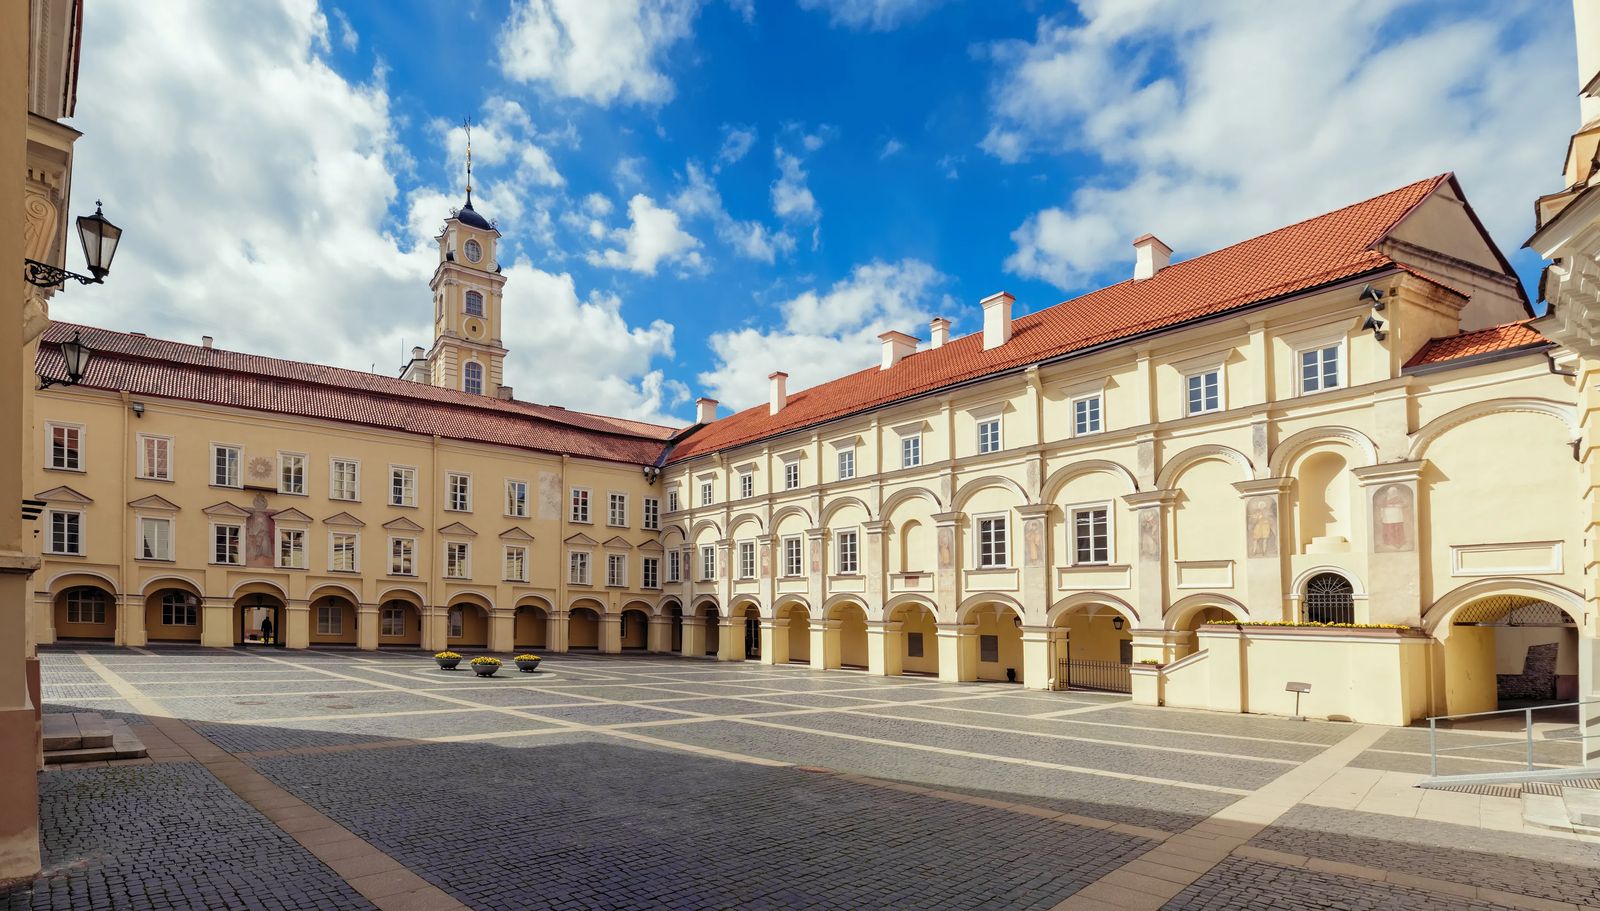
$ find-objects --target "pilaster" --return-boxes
[867,620,902,676]
[764,617,789,665]
[1234,477,1293,623]
[936,622,977,682]
[121,593,147,647]
[1020,625,1052,691]
[1122,490,1177,626]
[932,511,961,622]
[1352,460,1426,626]
[201,598,233,648]
[284,601,310,650]
[356,604,378,651]
[717,618,743,661]
[1016,504,1053,625]
[489,609,515,653]
[681,611,706,659]
[599,613,621,654]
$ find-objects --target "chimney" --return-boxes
[768,371,788,415]
[878,330,917,370]
[496,385,514,401]
[929,317,950,349]
[696,397,719,424]
[411,346,425,361]
[1132,234,1172,280]
[201,335,214,349]
[981,291,1014,350]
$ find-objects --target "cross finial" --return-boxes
[463,117,474,207]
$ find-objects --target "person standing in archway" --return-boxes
[260,614,274,645]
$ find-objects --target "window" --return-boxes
[138,517,172,561]
[278,529,307,569]
[979,634,999,663]
[330,533,358,572]
[901,433,922,469]
[505,479,529,517]
[463,361,483,396]
[213,523,241,564]
[1072,507,1110,565]
[782,536,803,577]
[699,480,714,507]
[571,488,591,523]
[390,466,417,507]
[1185,368,1222,416]
[439,472,467,512]
[608,492,627,526]
[445,542,470,579]
[1073,394,1103,436]
[783,461,800,490]
[161,591,197,627]
[977,418,1002,455]
[138,435,171,481]
[380,605,405,637]
[738,541,756,579]
[389,537,415,575]
[906,631,924,658]
[569,551,591,585]
[279,453,306,495]
[607,553,627,587]
[667,489,680,513]
[642,556,660,589]
[212,444,241,487]
[47,510,82,555]
[739,471,754,499]
[1299,344,1341,394]
[316,604,343,635]
[837,448,855,480]
[1304,573,1355,624]
[47,423,82,471]
[504,545,528,582]
[330,458,359,501]
[700,545,716,581]
[643,497,660,531]
[667,550,681,583]
[464,288,484,315]
[448,607,464,639]
[64,588,106,625]
[835,529,859,574]
[977,516,1008,568]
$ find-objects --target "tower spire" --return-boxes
[463,116,474,208]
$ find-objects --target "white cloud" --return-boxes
[587,194,704,274]
[698,260,947,410]
[63,0,680,424]
[439,98,565,192]
[771,148,819,222]
[498,0,702,106]
[983,2,1573,289]
[672,161,793,263]
[879,138,904,159]
[582,192,614,216]
[798,0,943,31]
[716,124,757,169]
[614,154,646,188]
[330,8,358,50]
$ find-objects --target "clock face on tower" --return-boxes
[464,239,482,263]
[465,318,484,340]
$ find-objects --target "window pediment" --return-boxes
[36,485,92,504]
[383,516,425,533]
[499,527,535,541]
[564,532,598,546]
[202,501,250,518]
[127,494,179,512]
[438,521,477,537]
[323,511,366,527]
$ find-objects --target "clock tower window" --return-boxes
[465,290,484,317]
[464,361,484,396]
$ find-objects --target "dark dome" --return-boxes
[455,199,492,230]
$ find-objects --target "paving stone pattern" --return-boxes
[1163,857,1521,911]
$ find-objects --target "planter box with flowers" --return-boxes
[470,656,502,677]
[435,651,462,670]
[514,654,542,673]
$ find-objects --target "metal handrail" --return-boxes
[1426,699,1600,778]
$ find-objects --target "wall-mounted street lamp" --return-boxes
[38,330,93,389]
[642,464,662,484]
[24,201,122,288]
[1111,616,1125,631]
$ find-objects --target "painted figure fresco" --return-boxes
[1373,484,1414,553]
[245,494,275,568]
[1246,496,1278,557]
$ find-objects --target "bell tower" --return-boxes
[426,119,508,397]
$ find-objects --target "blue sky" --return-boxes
[58,0,1579,424]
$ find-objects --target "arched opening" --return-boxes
[1052,603,1132,692]
[447,601,489,648]
[891,603,939,676]
[308,595,358,647]
[967,602,1024,684]
[54,585,115,641]
[1302,573,1355,624]
[1441,595,1581,717]
[377,598,422,648]
[236,592,285,648]
[1170,603,1242,658]
[1293,451,1351,551]
[742,605,761,660]
[145,588,201,643]
[699,605,720,657]
[514,603,549,649]
[897,519,929,573]
[620,607,650,650]
[569,604,602,650]
[830,602,869,669]
[783,604,811,664]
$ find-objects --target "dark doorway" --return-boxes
[238,594,285,648]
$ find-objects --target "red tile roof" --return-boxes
[37,322,677,465]
[1404,320,1549,368]
[669,174,1454,463]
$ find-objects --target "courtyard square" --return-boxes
[3,646,1598,911]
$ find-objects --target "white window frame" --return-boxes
[699,479,714,507]
[277,528,307,569]
[445,472,472,513]
[504,544,528,582]
[608,492,628,527]
[836,447,856,481]
[667,550,681,583]
[390,465,418,507]
[278,452,307,496]
[138,434,172,481]
[835,528,859,575]
[330,532,359,573]
[781,535,803,578]
[667,489,680,513]
[607,553,627,587]
[1070,504,1112,566]
[900,433,922,469]
[642,556,660,590]
[316,604,343,635]
[505,479,529,518]
[211,443,242,488]
[46,422,83,472]
[700,545,717,581]
[1184,365,1224,417]
[783,460,801,491]
[975,514,1009,569]
[1297,341,1344,395]
[45,509,83,555]
[329,458,360,501]
[212,522,242,565]
[463,360,484,396]
[389,536,416,576]
[738,470,754,499]
[138,516,172,561]
[161,591,198,627]
[380,605,405,637]
[444,541,471,579]
[571,487,592,523]
[64,589,106,625]
[569,550,592,585]
[737,541,756,580]
[643,497,660,531]
[1071,392,1104,437]
[976,417,1002,455]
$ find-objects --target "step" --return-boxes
[1521,793,1574,832]
[43,717,148,765]
[1563,786,1600,829]
[74,713,112,749]
[41,713,79,751]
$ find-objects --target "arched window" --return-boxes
[1304,573,1354,624]
[463,362,483,395]
[63,587,108,624]
[465,290,484,317]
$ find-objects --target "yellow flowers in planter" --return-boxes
[435,651,462,659]
[514,654,541,662]
[469,656,502,666]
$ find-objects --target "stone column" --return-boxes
[599,613,621,654]
[647,615,670,653]
[764,617,790,665]
[422,606,449,652]
[201,598,234,648]
[1016,504,1052,626]
[284,600,310,650]
[1121,490,1177,626]
[867,620,903,676]
[936,622,977,682]
[1020,625,1053,690]
[717,617,743,661]
[356,603,379,651]
[547,608,569,653]
[1234,477,1292,622]
[681,611,706,659]
[1352,461,1426,626]
[815,617,839,670]
[30,594,53,646]
[122,593,147,647]
[489,609,515,654]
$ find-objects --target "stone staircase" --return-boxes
[43,712,147,764]
[1520,778,1600,834]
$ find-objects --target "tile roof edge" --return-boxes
[1401,341,1551,376]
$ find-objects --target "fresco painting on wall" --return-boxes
[1373,484,1415,553]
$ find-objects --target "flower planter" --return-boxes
[515,658,542,673]
[435,657,461,670]
[472,663,499,677]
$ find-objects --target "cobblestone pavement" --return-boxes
[4,645,1598,910]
